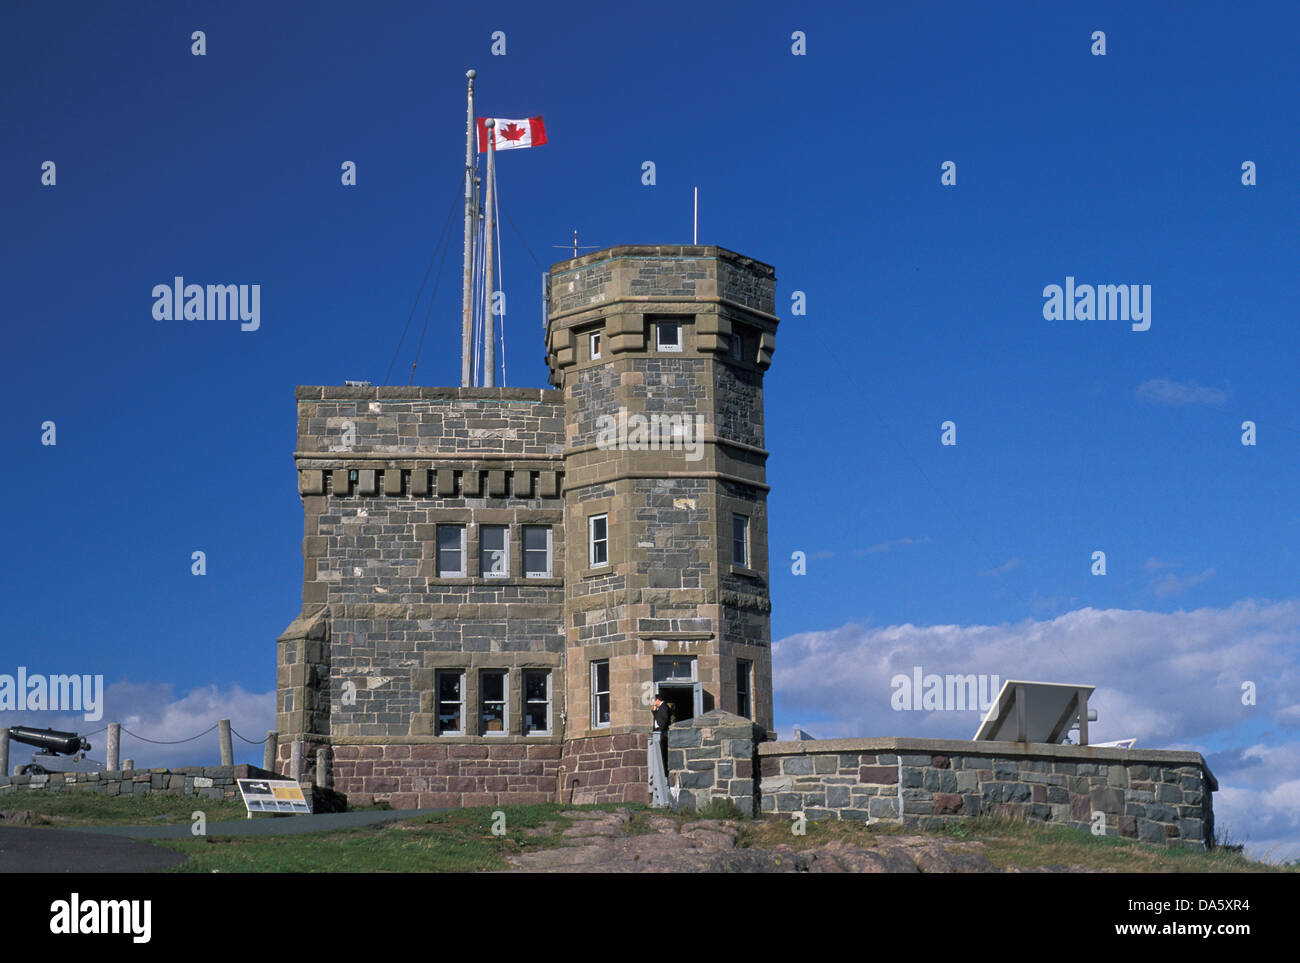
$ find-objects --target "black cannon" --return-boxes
[6,726,101,775]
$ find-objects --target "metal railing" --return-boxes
[648,731,670,808]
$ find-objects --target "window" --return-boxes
[436,525,466,577]
[737,660,752,719]
[656,320,682,352]
[589,514,608,568]
[480,669,508,735]
[480,524,509,578]
[523,525,551,577]
[524,669,551,735]
[730,328,746,361]
[732,514,749,568]
[591,660,610,727]
[589,331,602,360]
[436,670,465,735]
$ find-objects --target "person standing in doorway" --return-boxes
[652,691,672,774]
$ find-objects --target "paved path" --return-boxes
[0,826,188,873]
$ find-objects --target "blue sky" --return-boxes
[3,2,1297,860]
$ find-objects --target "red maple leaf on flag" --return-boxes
[498,122,527,142]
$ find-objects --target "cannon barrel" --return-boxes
[6,726,90,755]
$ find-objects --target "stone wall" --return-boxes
[279,386,569,776]
[755,738,1217,850]
[325,743,561,808]
[560,733,648,805]
[668,710,760,814]
[663,725,1218,851]
[0,764,275,802]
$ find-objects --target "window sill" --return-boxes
[431,576,564,586]
[729,564,764,580]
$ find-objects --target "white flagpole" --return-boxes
[693,186,698,244]
[461,70,477,388]
[482,120,497,388]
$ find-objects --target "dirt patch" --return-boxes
[500,808,1096,873]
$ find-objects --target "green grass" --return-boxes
[153,803,649,873]
[736,813,1293,873]
[6,789,1293,872]
[0,789,249,827]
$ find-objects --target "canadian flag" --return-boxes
[477,116,547,153]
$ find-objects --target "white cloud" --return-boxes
[1208,742,1300,863]
[1136,378,1230,407]
[773,599,1300,863]
[980,557,1023,577]
[5,681,275,770]
[855,535,932,556]
[1153,568,1216,598]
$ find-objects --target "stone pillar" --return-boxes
[263,731,277,772]
[290,741,301,782]
[122,758,135,770]
[670,710,761,815]
[218,719,233,766]
[106,722,120,771]
[0,729,8,780]
[315,748,329,788]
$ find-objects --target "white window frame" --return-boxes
[480,524,509,579]
[436,669,466,736]
[591,660,611,728]
[590,331,602,360]
[479,668,509,736]
[523,669,552,736]
[732,514,749,569]
[737,659,752,719]
[436,524,467,577]
[656,319,682,352]
[523,525,552,578]
[589,514,609,568]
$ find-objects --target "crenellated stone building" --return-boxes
[276,245,780,807]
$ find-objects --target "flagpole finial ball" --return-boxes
[486,119,495,128]
[466,69,476,79]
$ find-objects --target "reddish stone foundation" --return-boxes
[278,735,651,808]
[280,742,562,808]
[560,733,649,805]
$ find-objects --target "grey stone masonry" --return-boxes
[1,764,276,803]
[667,710,761,815]
[280,386,568,748]
[277,244,780,809]
[753,737,1218,850]
[546,245,780,752]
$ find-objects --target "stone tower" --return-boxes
[276,243,778,807]
[546,245,779,802]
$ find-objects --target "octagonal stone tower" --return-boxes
[547,245,779,802]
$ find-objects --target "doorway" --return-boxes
[658,684,696,726]
[654,654,701,725]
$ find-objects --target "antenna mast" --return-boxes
[460,69,477,387]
